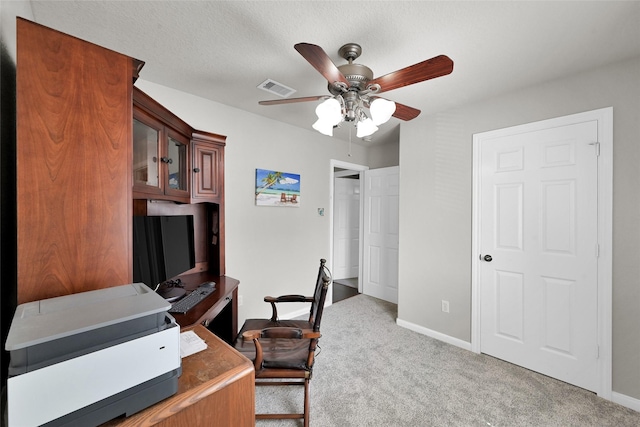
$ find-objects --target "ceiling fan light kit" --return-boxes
[369,98,396,126]
[259,42,453,139]
[356,117,378,138]
[313,94,392,138]
[312,97,342,136]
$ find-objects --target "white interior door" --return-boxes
[333,176,360,280]
[363,166,399,303]
[478,120,599,392]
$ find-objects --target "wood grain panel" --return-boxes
[17,19,134,303]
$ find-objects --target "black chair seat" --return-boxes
[235,318,314,370]
[236,336,312,370]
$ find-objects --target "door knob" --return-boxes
[482,254,493,262]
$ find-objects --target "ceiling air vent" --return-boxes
[257,79,296,98]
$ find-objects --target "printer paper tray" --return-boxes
[8,326,180,427]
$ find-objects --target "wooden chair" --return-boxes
[233,258,332,427]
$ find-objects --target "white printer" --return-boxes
[5,283,181,427]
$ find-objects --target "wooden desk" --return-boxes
[171,273,240,344]
[104,325,255,426]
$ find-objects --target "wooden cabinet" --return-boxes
[16,18,142,304]
[16,15,231,316]
[17,19,229,308]
[133,88,192,203]
[131,87,228,280]
[15,20,249,427]
[133,110,190,201]
[133,88,226,204]
[191,132,225,203]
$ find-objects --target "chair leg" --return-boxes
[255,378,310,423]
[303,377,310,427]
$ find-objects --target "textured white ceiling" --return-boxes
[30,1,640,145]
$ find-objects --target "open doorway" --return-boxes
[330,160,368,303]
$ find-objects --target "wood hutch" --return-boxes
[15,18,252,426]
[131,86,238,343]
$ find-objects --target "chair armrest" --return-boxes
[264,295,314,303]
[264,295,314,321]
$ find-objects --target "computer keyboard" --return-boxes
[168,282,216,314]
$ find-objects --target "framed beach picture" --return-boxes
[255,169,301,207]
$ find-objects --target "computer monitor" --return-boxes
[133,215,196,298]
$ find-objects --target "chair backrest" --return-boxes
[308,258,332,332]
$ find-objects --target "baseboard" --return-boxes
[396,319,640,413]
[279,307,310,320]
[612,391,640,413]
[279,300,332,321]
[396,318,472,351]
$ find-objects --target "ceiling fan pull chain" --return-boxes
[348,126,352,157]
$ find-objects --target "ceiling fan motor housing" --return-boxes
[327,43,374,95]
[329,63,373,94]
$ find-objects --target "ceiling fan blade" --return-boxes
[392,102,421,121]
[259,95,329,106]
[369,96,421,121]
[294,43,350,87]
[368,55,453,94]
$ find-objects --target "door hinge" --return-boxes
[595,244,600,258]
[589,142,600,156]
[596,345,600,359]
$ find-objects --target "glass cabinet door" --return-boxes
[164,130,189,198]
[133,107,190,201]
[133,116,162,195]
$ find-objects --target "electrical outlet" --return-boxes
[239,295,244,306]
[441,300,450,313]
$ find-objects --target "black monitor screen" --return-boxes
[160,215,196,279]
[133,215,196,290]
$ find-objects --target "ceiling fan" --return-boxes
[259,42,454,138]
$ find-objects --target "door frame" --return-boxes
[329,160,369,297]
[470,107,613,398]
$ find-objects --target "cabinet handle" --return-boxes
[193,168,201,173]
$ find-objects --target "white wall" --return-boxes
[367,126,400,168]
[397,56,640,400]
[134,80,369,324]
[368,139,399,168]
[0,0,33,57]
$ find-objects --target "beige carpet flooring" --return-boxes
[256,294,640,426]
